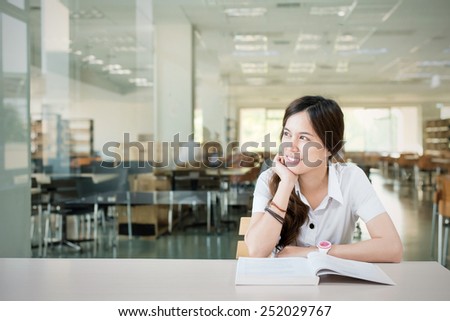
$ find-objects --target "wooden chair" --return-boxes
[415,154,438,188]
[395,152,419,182]
[431,178,441,257]
[437,175,450,266]
[236,216,250,258]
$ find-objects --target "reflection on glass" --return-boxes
[239,108,283,152]
[7,0,25,10]
[31,0,154,175]
[1,13,29,174]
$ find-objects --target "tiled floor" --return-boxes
[32,170,448,267]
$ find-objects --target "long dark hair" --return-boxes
[269,96,344,249]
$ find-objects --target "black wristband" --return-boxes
[264,206,285,225]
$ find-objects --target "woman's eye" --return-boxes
[299,135,309,141]
[283,131,290,137]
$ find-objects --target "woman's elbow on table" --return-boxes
[244,239,272,258]
[388,240,403,263]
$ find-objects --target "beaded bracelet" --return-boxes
[264,206,285,225]
[270,201,286,213]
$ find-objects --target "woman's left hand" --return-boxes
[276,245,318,258]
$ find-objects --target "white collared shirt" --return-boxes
[252,162,385,247]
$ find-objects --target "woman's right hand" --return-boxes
[272,153,298,186]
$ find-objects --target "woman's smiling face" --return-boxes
[281,111,329,175]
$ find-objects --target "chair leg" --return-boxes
[444,218,449,267]
[44,213,50,256]
[431,202,438,257]
[413,165,419,188]
[30,214,35,240]
[178,203,183,229]
[86,214,91,240]
[438,214,443,265]
[37,205,43,256]
[56,214,63,242]
[93,203,99,240]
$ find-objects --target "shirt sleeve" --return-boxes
[349,165,386,223]
[252,169,274,214]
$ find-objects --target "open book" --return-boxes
[235,252,395,285]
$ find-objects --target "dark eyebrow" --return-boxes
[283,127,313,136]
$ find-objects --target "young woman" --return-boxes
[245,96,403,262]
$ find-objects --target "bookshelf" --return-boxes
[30,119,44,160]
[424,118,450,156]
[31,116,94,172]
[68,119,94,158]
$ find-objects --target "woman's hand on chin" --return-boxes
[273,154,298,185]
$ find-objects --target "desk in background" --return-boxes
[32,173,119,185]
[0,259,449,301]
[66,190,218,235]
[205,167,254,226]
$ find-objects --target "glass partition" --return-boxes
[30,0,154,174]
[0,0,31,257]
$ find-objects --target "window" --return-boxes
[240,106,421,154]
[239,108,284,152]
[343,106,420,153]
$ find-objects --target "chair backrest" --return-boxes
[171,169,221,191]
[48,177,79,204]
[123,161,153,175]
[259,158,272,175]
[438,175,450,218]
[236,216,251,258]
[417,154,436,171]
[76,176,107,197]
[91,164,130,193]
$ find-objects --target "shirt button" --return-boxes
[309,223,315,229]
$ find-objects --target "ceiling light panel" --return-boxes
[129,78,152,87]
[297,33,322,42]
[287,77,307,82]
[309,5,352,17]
[240,62,268,74]
[70,7,104,20]
[295,33,322,52]
[232,51,279,57]
[235,44,268,51]
[335,43,359,52]
[224,7,267,17]
[245,77,267,85]
[336,61,349,72]
[288,62,316,73]
[295,43,321,51]
[417,60,450,67]
[233,33,269,53]
[233,34,268,42]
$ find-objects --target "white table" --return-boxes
[32,173,118,185]
[0,259,449,301]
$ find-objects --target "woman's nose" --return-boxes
[286,140,299,152]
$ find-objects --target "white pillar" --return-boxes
[153,4,194,143]
[198,79,227,144]
[41,0,70,116]
[41,0,70,172]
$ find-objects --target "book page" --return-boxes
[307,252,395,285]
[235,257,319,285]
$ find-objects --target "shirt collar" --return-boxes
[294,163,344,205]
[328,163,344,205]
